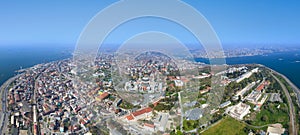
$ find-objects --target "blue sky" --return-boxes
[0,0,300,48]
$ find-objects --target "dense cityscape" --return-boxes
[1,0,300,135]
[0,51,299,135]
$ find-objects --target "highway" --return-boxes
[0,74,22,134]
[271,73,297,135]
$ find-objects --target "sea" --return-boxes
[0,45,73,85]
[195,50,300,88]
[0,45,300,88]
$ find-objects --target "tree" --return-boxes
[261,115,268,122]
[149,104,154,108]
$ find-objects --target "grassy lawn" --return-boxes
[202,117,247,135]
[250,103,289,128]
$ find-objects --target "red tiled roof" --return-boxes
[144,123,155,128]
[126,114,134,120]
[99,92,109,100]
[132,107,152,117]
[256,84,264,91]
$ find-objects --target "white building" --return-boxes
[174,80,184,87]
[227,102,251,120]
[235,82,256,97]
[154,113,169,132]
[245,91,262,104]
[236,68,259,83]
[267,124,285,135]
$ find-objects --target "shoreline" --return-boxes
[0,58,72,86]
[1,62,300,106]
[260,64,300,106]
[1,63,300,94]
[0,62,299,134]
[0,73,23,134]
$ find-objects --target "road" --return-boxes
[260,64,300,106]
[33,66,50,135]
[33,73,41,135]
[243,122,271,129]
[271,73,297,135]
[274,71,300,106]
[0,74,22,134]
[178,91,183,131]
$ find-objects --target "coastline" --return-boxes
[0,61,299,134]
[260,64,300,106]
[1,63,300,99]
[0,74,22,110]
[0,73,23,134]
[1,63,299,107]
[195,51,300,89]
[1,62,300,108]
[268,67,298,135]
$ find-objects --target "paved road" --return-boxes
[260,64,300,106]
[0,74,22,134]
[243,122,271,129]
[274,71,300,106]
[178,92,183,131]
[271,73,297,135]
[33,73,41,135]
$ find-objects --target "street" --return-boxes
[271,73,297,135]
[0,74,22,134]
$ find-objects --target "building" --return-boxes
[19,130,28,135]
[126,107,153,121]
[267,124,285,135]
[95,92,109,101]
[219,101,231,108]
[236,68,258,83]
[193,73,211,79]
[245,91,262,104]
[143,123,155,132]
[154,113,169,132]
[174,80,184,87]
[184,101,197,107]
[200,87,211,94]
[269,93,283,103]
[256,80,270,92]
[185,108,203,120]
[227,102,251,120]
[84,132,93,135]
[11,115,15,125]
[235,82,256,97]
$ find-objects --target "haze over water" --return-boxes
[0,45,73,85]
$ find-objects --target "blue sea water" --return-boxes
[0,45,299,89]
[0,45,73,85]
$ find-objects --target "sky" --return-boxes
[0,0,300,48]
